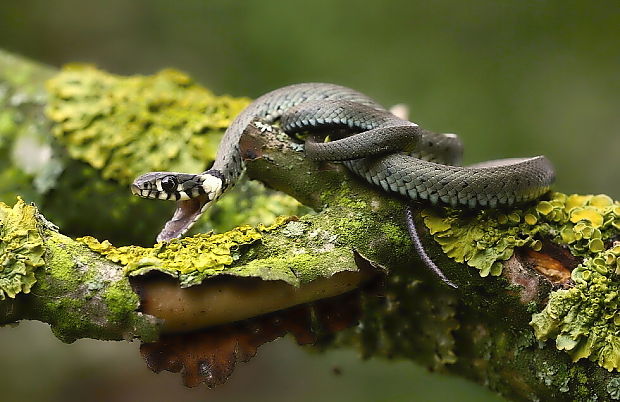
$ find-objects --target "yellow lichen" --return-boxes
[423,192,620,372]
[421,206,546,277]
[565,194,593,212]
[0,198,45,299]
[536,201,554,215]
[531,240,620,371]
[590,194,614,208]
[524,213,538,225]
[570,207,604,228]
[79,216,291,287]
[46,65,251,184]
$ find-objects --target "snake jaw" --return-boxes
[130,170,224,242]
[155,172,224,242]
[130,183,142,197]
[156,194,211,243]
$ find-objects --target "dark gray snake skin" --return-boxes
[132,83,555,285]
[215,83,554,208]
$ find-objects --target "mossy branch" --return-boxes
[1,49,619,401]
[239,121,620,401]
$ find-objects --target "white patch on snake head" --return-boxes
[201,174,223,201]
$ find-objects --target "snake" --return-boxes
[131,83,555,286]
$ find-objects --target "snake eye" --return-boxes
[161,176,178,193]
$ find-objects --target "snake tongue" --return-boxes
[156,194,210,242]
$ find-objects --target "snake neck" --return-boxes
[210,83,385,198]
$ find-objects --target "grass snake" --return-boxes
[131,83,555,286]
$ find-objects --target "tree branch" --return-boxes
[0,49,618,401]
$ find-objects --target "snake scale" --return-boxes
[132,83,555,287]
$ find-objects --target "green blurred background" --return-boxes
[0,1,618,401]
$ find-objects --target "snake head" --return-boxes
[131,170,224,242]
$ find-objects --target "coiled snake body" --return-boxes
[132,83,555,286]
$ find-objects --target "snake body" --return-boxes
[131,83,555,244]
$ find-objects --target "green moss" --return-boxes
[238,247,356,286]
[31,230,159,343]
[0,197,158,342]
[535,361,570,393]
[331,274,459,369]
[0,198,45,299]
[569,366,596,400]
[333,210,376,247]
[46,64,251,185]
[381,221,413,251]
[43,236,83,288]
[103,280,140,323]
[40,159,176,245]
[79,216,293,287]
[422,192,620,372]
[79,202,371,291]
[331,195,368,210]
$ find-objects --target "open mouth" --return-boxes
[131,184,144,197]
[156,193,210,242]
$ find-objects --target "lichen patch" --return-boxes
[79,216,293,287]
[0,197,45,299]
[531,241,620,371]
[422,192,620,372]
[45,65,250,185]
